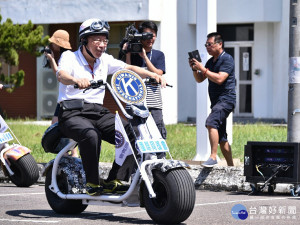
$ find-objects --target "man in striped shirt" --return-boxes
[122,21,167,158]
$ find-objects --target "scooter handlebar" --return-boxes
[74,80,106,92]
[145,78,173,88]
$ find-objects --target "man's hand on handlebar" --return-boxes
[154,74,167,88]
[74,79,106,93]
[146,77,173,88]
[73,78,91,89]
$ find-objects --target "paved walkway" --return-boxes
[0,160,295,195]
[2,121,295,195]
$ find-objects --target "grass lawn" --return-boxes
[5,120,287,164]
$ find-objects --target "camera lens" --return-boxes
[131,43,143,53]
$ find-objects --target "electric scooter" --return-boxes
[0,89,39,187]
[41,70,196,224]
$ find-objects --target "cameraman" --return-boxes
[121,21,167,157]
[44,30,78,157]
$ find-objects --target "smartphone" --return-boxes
[188,50,202,62]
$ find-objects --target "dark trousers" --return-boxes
[149,108,167,139]
[58,102,137,185]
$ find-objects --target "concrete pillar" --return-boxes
[193,0,217,161]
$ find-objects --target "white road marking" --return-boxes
[195,197,298,206]
[0,192,44,197]
[0,218,59,223]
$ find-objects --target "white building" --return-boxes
[0,0,289,124]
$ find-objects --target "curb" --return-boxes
[0,163,295,195]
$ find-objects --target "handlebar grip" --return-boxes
[74,80,104,90]
[146,78,173,88]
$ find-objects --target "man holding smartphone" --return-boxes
[188,32,236,167]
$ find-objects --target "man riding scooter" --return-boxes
[56,18,166,196]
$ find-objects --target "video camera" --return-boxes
[40,46,52,68]
[121,23,153,53]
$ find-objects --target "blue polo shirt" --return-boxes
[130,49,165,73]
[205,51,236,108]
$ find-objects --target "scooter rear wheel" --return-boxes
[45,167,88,214]
[142,168,195,224]
[8,153,39,187]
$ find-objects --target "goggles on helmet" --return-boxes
[91,21,110,31]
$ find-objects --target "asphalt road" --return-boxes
[0,182,300,225]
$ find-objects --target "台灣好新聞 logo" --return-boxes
[231,204,248,220]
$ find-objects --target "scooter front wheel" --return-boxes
[45,167,87,214]
[142,168,195,224]
[8,153,39,187]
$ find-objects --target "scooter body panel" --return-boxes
[1,144,31,176]
[3,144,31,161]
[0,119,39,186]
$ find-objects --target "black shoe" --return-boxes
[86,183,103,196]
[102,179,129,194]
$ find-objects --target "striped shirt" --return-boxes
[127,49,166,109]
[145,82,163,109]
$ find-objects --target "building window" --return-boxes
[217,24,254,41]
[0,61,18,77]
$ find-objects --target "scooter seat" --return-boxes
[41,122,71,154]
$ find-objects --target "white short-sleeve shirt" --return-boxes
[57,48,126,104]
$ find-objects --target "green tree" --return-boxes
[0,13,48,92]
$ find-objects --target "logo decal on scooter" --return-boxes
[115,130,125,148]
[111,69,147,104]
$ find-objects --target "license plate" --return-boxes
[0,132,13,144]
[136,139,169,153]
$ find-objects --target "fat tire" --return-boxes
[8,154,39,187]
[142,168,195,224]
[45,167,87,214]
